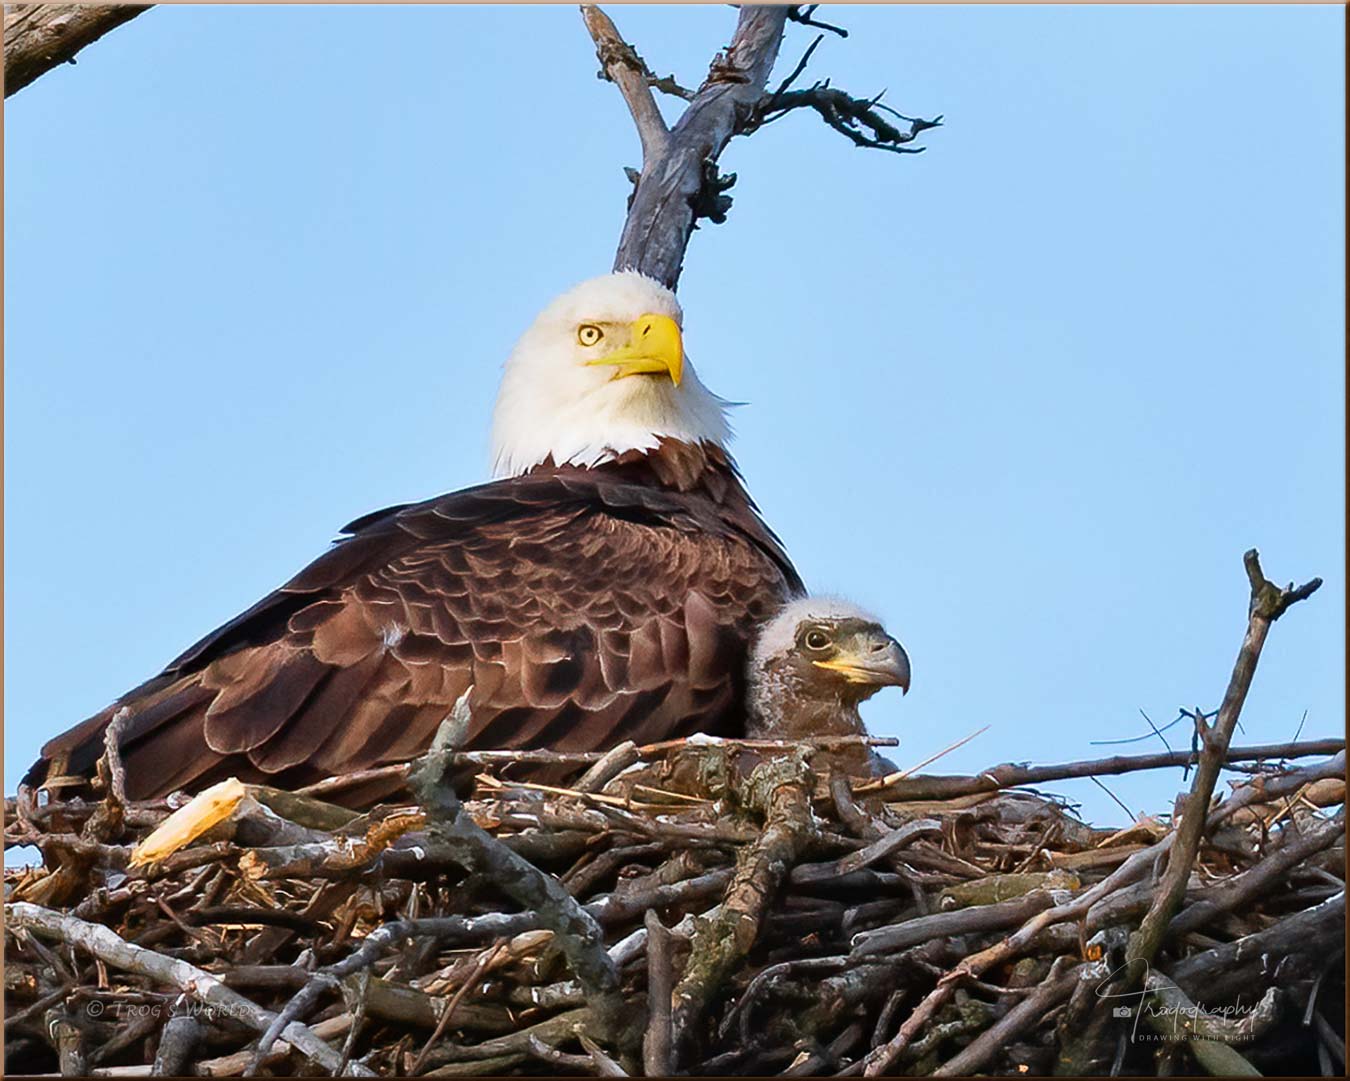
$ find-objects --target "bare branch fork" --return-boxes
[582,4,939,288]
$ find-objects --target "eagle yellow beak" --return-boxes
[813,633,911,693]
[587,313,683,386]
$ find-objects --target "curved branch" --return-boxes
[4,4,150,98]
[581,5,669,162]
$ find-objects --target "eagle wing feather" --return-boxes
[31,466,800,803]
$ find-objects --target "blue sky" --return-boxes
[5,4,1344,827]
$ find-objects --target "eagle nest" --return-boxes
[4,722,1344,1078]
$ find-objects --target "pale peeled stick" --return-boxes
[129,777,248,866]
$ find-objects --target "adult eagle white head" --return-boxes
[491,271,730,477]
[30,272,805,806]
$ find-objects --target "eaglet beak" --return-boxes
[587,313,684,386]
[813,632,911,694]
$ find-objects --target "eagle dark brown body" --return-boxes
[28,441,803,804]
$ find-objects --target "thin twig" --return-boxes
[854,726,990,794]
[409,940,507,1075]
[865,738,1343,802]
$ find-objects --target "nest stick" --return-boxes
[4,901,363,1076]
[669,757,818,1061]
[1128,550,1322,971]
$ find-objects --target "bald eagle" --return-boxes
[746,597,910,777]
[29,272,803,804]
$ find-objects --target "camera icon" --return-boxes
[1112,1006,1133,1019]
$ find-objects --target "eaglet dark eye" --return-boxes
[804,629,830,651]
[578,324,604,347]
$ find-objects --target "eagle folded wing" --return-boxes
[32,469,798,802]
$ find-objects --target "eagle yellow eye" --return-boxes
[804,629,831,651]
[578,324,604,347]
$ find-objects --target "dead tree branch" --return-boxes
[581,5,669,162]
[592,4,786,288]
[753,85,942,154]
[4,4,149,97]
[583,4,937,288]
